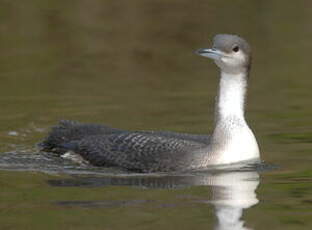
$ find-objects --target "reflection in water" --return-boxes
[209,172,259,230]
[49,171,259,230]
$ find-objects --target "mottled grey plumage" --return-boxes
[40,34,260,172]
[40,120,209,172]
[39,120,123,154]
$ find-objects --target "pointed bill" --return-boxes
[195,48,223,60]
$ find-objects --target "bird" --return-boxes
[39,34,260,173]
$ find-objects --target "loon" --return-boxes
[40,34,260,172]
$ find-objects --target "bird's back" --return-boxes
[39,120,210,172]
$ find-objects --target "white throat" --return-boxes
[217,71,247,121]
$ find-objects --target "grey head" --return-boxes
[196,34,251,74]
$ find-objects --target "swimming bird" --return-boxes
[40,34,260,172]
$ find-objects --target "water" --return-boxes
[0,0,312,229]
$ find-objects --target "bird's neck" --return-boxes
[207,70,259,165]
[215,71,247,123]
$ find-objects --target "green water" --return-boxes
[0,0,311,229]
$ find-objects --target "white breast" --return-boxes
[215,125,260,164]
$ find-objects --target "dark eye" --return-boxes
[232,46,239,52]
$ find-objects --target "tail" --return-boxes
[39,120,123,155]
[38,120,81,154]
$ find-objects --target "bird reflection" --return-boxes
[49,170,259,230]
[208,171,259,230]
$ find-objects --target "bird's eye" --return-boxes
[232,46,239,52]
